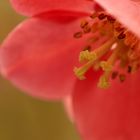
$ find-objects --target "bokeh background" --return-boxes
[0,1,79,140]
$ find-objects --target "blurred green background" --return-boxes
[0,1,79,140]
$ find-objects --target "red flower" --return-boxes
[1,0,140,139]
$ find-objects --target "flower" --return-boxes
[1,0,140,140]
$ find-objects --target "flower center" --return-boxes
[74,11,140,89]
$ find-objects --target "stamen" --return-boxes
[90,12,97,19]
[88,39,114,59]
[98,13,107,20]
[98,44,121,88]
[74,59,95,80]
[101,42,120,67]
[127,65,132,73]
[107,15,116,23]
[80,20,89,28]
[117,32,126,40]
[79,50,95,62]
[98,73,110,89]
[119,74,126,82]
[83,25,91,33]
[100,61,113,72]
[111,71,118,79]
[115,27,124,32]
[79,38,115,62]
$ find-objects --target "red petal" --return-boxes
[0,14,89,100]
[73,70,140,140]
[10,0,93,16]
[95,0,140,37]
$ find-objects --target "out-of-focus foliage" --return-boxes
[0,1,79,140]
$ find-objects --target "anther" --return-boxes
[111,71,118,79]
[107,15,116,23]
[98,74,110,89]
[79,50,97,62]
[73,31,83,38]
[90,12,97,19]
[127,65,132,73]
[115,27,124,32]
[90,38,115,59]
[83,25,91,33]
[100,61,113,72]
[119,74,126,82]
[80,20,89,28]
[114,22,125,32]
[117,32,126,39]
[98,13,107,20]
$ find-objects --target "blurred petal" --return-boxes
[0,14,89,100]
[73,70,140,140]
[95,0,140,37]
[63,95,74,122]
[10,0,93,16]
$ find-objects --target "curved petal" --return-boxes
[0,14,89,100]
[63,95,74,122]
[73,70,140,140]
[10,0,93,16]
[95,0,140,37]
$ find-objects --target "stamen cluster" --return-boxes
[74,12,140,88]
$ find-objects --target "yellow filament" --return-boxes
[101,43,122,69]
[98,44,122,88]
[91,38,115,59]
[79,38,115,62]
[74,60,95,80]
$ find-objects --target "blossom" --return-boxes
[1,0,140,140]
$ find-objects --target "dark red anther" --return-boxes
[115,27,124,32]
[73,31,83,38]
[127,65,132,73]
[118,32,126,39]
[111,71,118,79]
[107,15,116,23]
[80,20,89,28]
[98,13,107,20]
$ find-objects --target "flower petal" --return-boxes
[10,0,93,16]
[0,13,89,100]
[63,95,74,122]
[95,0,140,37]
[73,70,140,140]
